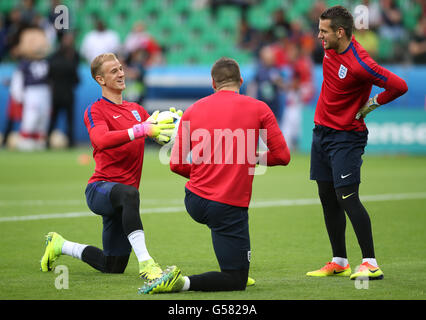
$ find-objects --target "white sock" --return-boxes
[332,257,349,267]
[362,258,378,267]
[61,240,87,260]
[181,276,190,291]
[128,230,152,262]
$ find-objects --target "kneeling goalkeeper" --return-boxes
[140,57,291,294]
[40,53,177,281]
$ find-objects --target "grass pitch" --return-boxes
[0,147,425,301]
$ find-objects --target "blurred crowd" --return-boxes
[0,0,162,150]
[0,0,425,151]
[228,0,426,64]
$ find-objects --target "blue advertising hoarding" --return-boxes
[300,108,426,154]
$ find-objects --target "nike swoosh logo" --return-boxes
[333,270,345,274]
[342,192,355,200]
[341,173,352,179]
[369,269,379,273]
[113,115,121,119]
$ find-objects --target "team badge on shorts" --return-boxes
[338,64,348,79]
[131,110,141,122]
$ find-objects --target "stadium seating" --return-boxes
[0,0,423,65]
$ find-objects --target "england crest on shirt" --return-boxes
[338,64,348,79]
[131,110,141,122]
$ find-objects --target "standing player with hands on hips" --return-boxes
[307,6,407,280]
[139,57,290,294]
[41,53,179,281]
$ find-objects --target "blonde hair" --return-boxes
[90,53,118,82]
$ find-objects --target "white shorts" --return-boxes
[20,84,51,136]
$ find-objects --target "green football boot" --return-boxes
[138,265,184,294]
[40,232,65,272]
[247,276,256,286]
[139,259,163,281]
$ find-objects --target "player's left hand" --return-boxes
[146,110,176,124]
[169,107,183,117]
[146,110,160,123]
[355,94,380,120]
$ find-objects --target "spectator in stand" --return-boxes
[47,31,80,148]
[378,0,405,41]
[288,19,315,55]
[354,28,379,60]
[80,18,120,63]
[5,8,26,59]
[237,17,260,52]
[209,0,255,21]
[266,9,292,43]
[123,21,163,66]
[409,16,426,64]
[19,0,36,26]
[379,0,407,62]
[122,48,146,105]
[280,41,314,151]
[247,45,286,120]
[307,1,327,63]
[1,68,24,148]
[0,14,7,62]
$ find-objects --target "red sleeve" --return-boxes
[258,103,290,166]
[170,112,191,178]
[356,54,408,105]
[376,70,408,105]
[84,106,131,150]
[89,125,131,150]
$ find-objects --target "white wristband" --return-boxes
[128,128,135,141]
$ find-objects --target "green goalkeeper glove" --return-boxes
[146,110,175,124]
[169,107,183,117]
[355,94,380,120]
[146,110,160,123]
[130,122,175,142]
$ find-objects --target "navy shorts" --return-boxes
[85,181,132,256]
[184,188,250,271]
[310,125,368,188]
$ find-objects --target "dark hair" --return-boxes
[211,57,241,89]
[320,5,354,39]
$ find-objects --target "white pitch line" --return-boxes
[0,192,425,223]
[0,199,184,206]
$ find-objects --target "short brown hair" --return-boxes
[90,53,118,81]
[320,5,354,39]
[211,57,241,89]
